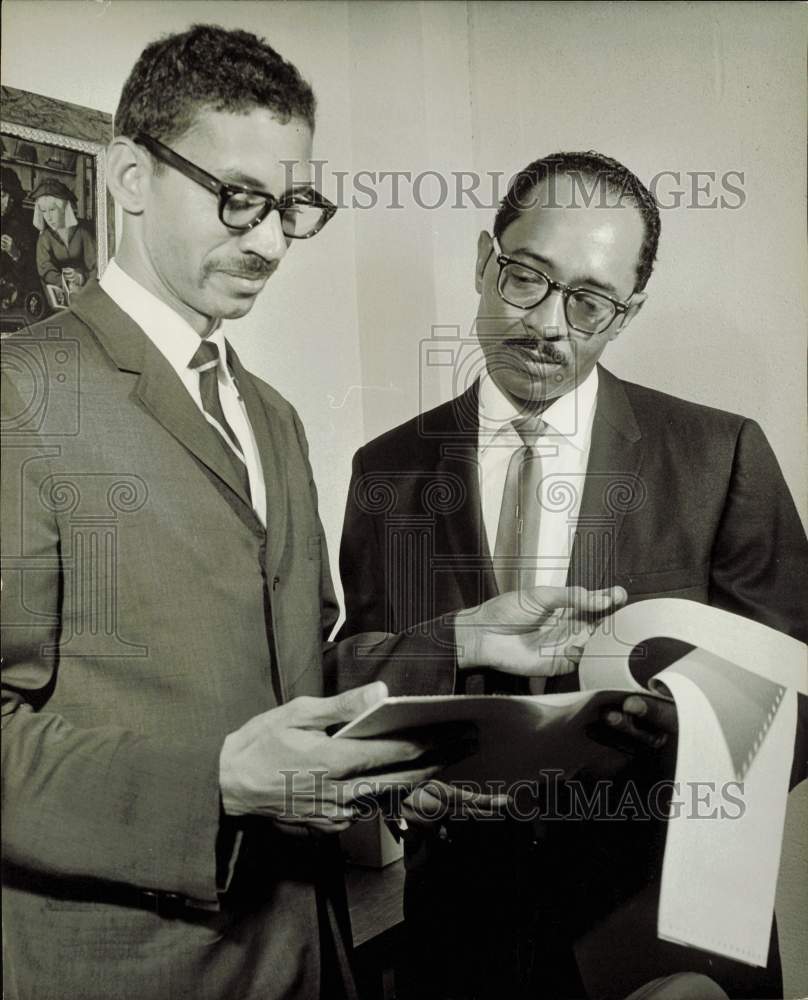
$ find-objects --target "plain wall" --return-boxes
[2,3,805,991]
[467,1,807,507]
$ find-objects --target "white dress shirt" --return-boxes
[478,366,599,591]
[100,260,267,526]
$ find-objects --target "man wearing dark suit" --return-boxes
[0,33,626,1000]
[338,152,808,999]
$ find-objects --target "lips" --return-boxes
[219,269,272,281]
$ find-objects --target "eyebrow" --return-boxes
[217,168,277,193]
[506,246,623,298]
[217,166,314,197]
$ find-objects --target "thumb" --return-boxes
[293,681,389,729]
[590,586,628,612]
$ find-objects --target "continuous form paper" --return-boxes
[579,600,807,967]
[337,598,807,966]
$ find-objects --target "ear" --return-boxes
[607,291,646,341]
[106,136,150,215]
[475,230,494,294]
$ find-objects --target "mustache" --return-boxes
[209,258,279,279]
[504,337,568,366]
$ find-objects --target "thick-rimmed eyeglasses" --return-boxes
[134,133,336,239]
[491,236,631,336]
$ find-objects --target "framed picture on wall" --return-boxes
[1,85,114,335]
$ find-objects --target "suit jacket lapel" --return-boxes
[434,383,498,608]
[568,365,644,590]
[227,346,289,576]
[72,281,261,533]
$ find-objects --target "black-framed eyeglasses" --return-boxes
[134,133,337,239]
[491,236,631,336]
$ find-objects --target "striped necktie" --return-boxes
[189,340,251,500]
[493,413,545,596]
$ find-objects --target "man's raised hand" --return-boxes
[454,585,627,677]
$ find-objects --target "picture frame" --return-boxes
[1,85,114,334]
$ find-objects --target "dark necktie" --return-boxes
[189,340,251,500]
[493,414,545,596]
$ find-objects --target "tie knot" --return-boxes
[189,339,220,373]
[513,413,545,447]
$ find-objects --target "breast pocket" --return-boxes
[620,562,709,600]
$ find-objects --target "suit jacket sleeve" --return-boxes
[708,418,808,785]
[708,418,807,643]
[337,446,388,636]
[1,375,227,906]
[283,413,457,698]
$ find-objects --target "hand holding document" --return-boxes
[336,599,807,967]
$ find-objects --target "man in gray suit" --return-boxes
[0,25,623,1000]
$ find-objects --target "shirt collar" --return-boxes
[478,365,599,454]
[99,259,223,375]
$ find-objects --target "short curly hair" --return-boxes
[494,151,661,292]
[114,24,316,145]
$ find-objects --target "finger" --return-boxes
[604,710,668,749]
[273,815,354,834]
[492,643,576,678]
[404,783,449,812]
[347,734,478,784]
[564,641,586,662]
[518,585,580,617]
[546,649,578,676]
[570,585,627,614]
[399,781,455,825]
[342,762,450,801]
[602,585,628,609]
[564,616,602,639]
[621,695,678,735]
[400,794,448,827]
[425,783,512,810]
[401,785,511,825]
[272,804,357,822]
[284,682,388,729]
[533,641,581,677]
[520,585,627,618]
[328,731,465,778]
[310,819,353,833]
[399,802,443,830]
[274,791,357,820]
[329,722,478,777]
[419,779,472,800]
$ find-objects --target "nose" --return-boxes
[522,287,568,341]
[235,209,288,262]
